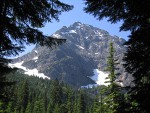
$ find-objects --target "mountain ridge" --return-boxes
[11,22,133,87]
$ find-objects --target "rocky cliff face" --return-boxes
[12,22,133,87]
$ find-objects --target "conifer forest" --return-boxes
[1,0,150,113]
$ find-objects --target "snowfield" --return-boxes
[82,69,109,88]
[69,30,77,34]
[34,50,38,54]
[76,45,85,49]
[33,56,38,60]
[91,69,110,86]
[33,56,38,62]
[82,69,125,88]
[9,61,50,79]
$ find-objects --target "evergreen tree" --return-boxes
[0,58,16,101]
[43,91,48,113]
[20,80,29,113]
[98,86,108,113]
[53,104,60,113]
[0,0,73,57]
[84,1,150,112]
[76,90,86,113]
[5,102,14,113]
[33,100,45,113]
[73,92,77,113]
[25,102,32,113]
[123,29,150,112]
[92,96,101,113]
[47,101,53,113]
[0,1,73,109]
[0,100,5,113]
[103,43,122,113]
[47,79,63,113]
[51,79,63,105]
[4,72,97,113]
[84,0,150,32]
[66,88,73,113]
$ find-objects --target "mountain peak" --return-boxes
[72,21,83,26]
[11,22,133,87]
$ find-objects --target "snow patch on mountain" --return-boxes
[52,34,62,38]
[9,61,50,79]
[90,69,109,86]
[85,36,88,39]
[34,50,38,54]
[76,45,85,49]
[61,32,68,34]
[76,26,81,29]
[69,30,77,34]
[33,56,38,60]
[81,84,98,88]
[33,56,38,62]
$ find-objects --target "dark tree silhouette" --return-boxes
[0,0,73,57]
[0,0,73,102]
[84,0,150,112]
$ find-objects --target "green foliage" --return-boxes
[0,0,73,57]
[50,79,63,105]
[53,104,60,113]
[20,80,29,113]
[66,88,73,113]
[84,1,150,112]
[99,43,124,113]
[25,102,32,113]
[33,100,45,113]
[92,96,101,113]
[1,72,96,113]
[123,29,150,112]
[0,1,73,110]
[4,71,130,113]
[76,90,85,113]
[0,57,16,101]
[84,0,150,32]
[0,100,5,113]
[106,42,115,84]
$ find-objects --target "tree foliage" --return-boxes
[84,1,150,112]
[124,28,150,112]
[0,57,16,101]
[2,72,95,113]
[0,0,73,104]
[102,43,123,113]
[84,0,150,32]
[0,0,73,57]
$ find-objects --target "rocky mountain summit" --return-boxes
[11,22,133,87]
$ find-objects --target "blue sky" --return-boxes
[18,0,130,57]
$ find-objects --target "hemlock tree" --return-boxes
[0,0,73,57]
[25,102,32,113]
[92,95,101,113]
[0,58,16,101]
[76,90,86,113]
[103,42,123,113]
[66,88,73,113]
[47,79,63,113]
[33,100,45,113]
[0,0,73,103]
[123,28,150,112]
[20,80,29,113]
[84,0,150,112]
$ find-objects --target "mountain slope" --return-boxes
[11,22,132,87]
